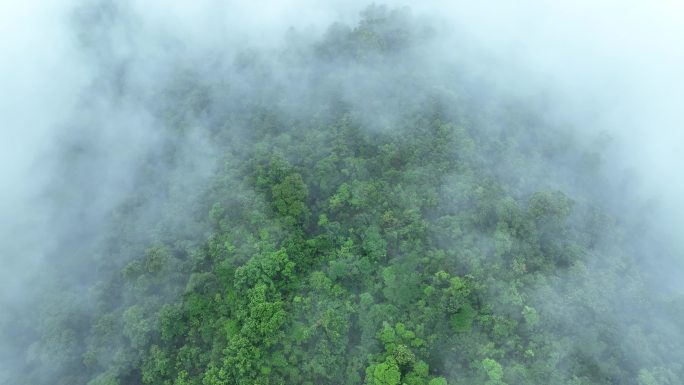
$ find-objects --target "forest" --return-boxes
[2,3,684,385]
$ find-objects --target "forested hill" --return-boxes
[3,5,684,385]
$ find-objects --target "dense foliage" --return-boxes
[4,5,684,385]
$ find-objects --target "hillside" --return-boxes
[2,5,683,385]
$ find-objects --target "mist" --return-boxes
[1,1,683,384]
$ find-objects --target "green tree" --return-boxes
[370,358,401,385]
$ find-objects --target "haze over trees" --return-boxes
[2,2,684,385]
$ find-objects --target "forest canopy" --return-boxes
[2,3,684,385]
